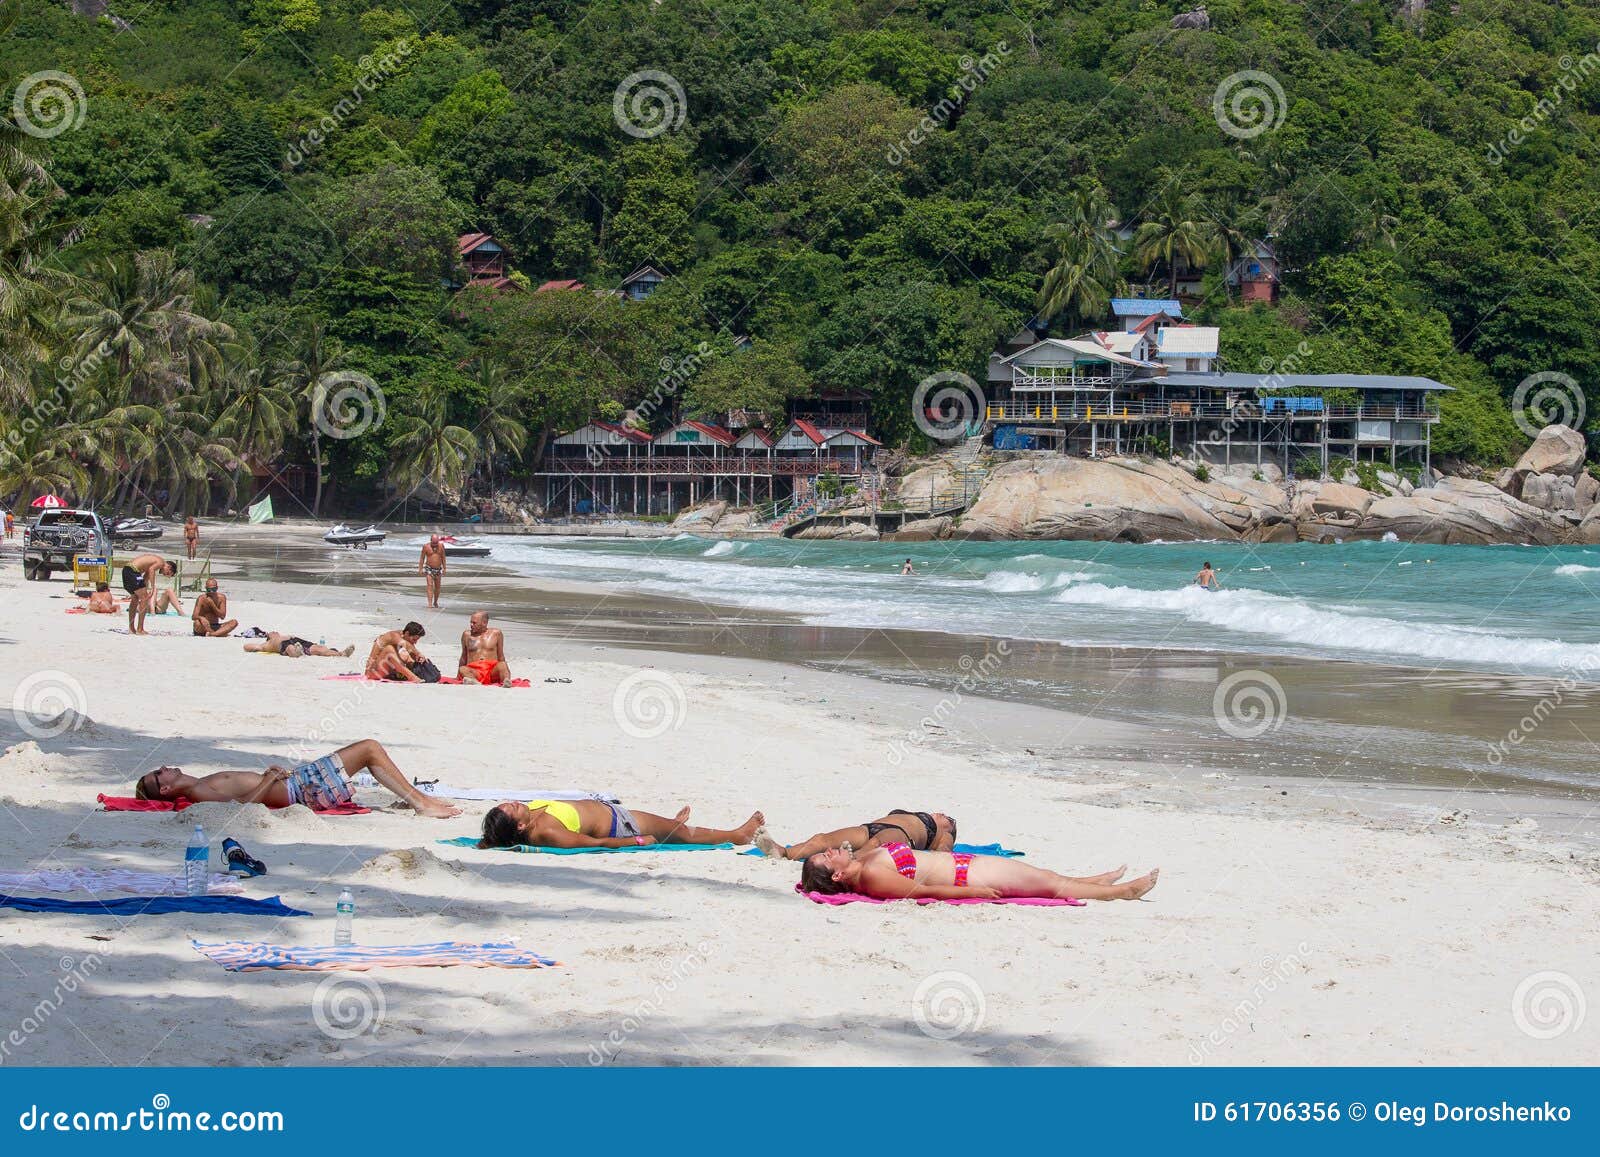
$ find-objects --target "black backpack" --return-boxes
[408,658,443,683]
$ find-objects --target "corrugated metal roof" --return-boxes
[1149,372,1453,392]
[1111,298,1183,316]
[1156,326,1219,357]
[999,338,1153,369]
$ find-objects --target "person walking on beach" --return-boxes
[458,610,511,684]
[1194,561,1220,591]
[4,510,13,539]
[365,622,428,681]
[900,558,916,575]
[478,799,765,850]
[800,845,1158,903]
[133,738,461,818]
[192,578,238,637]
[183,516,199,560]
[121,552,176,635]
[419,536,447,608]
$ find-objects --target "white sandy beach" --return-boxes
[0,526,1595,1066]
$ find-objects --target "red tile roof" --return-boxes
[792,418,826,445]
[738,428,775,446]
[458,232,493,255]
[594,420,652,444]
[537,279,585,292]
[683,419,737,445]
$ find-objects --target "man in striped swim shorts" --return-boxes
[133,739,461,818]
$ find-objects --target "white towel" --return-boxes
[0,867,244,896]
[349,774,618,802]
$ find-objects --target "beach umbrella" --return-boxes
[30,494,67,509]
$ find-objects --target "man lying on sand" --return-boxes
[366,622,428,681]
[243,631,354,658]
[800,845,1159,902]
[192,579,238,638]
[133,738,461,818]
[458,610,511,685]
[478,799,764,850]
[755,808,956,859]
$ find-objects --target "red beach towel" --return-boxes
[97,793,371,816]
[795,884,1084,907]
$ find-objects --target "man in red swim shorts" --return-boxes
[457,610,512,685]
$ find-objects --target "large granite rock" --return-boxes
[671,501,727,529]
[1357,479,1565,544]
[1519,471,1577,513]
[1309,482,1374,518]
[1574,505,1600,544]
[1513,424,1586,479]
[1577,470,1599,517]
[793,522,880,541]
[949,457,1292,542]
[893,515,954,541]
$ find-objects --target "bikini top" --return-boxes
[883,841,919,880]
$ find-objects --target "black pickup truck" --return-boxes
[22,508,111,581]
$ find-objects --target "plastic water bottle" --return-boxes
[184,824,209,896]
[334,889,355,945]
[318,637,325,647]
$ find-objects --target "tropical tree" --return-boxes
[388,382,477,498]
[1037,188,1121,328]
[1133,183,1220,299]
[214,341,295,463]
[470,358,527,492]
[0,180,72,403]
[276,317,354,517]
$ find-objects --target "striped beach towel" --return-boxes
[0,867,242,896]
[438,836,732,855]
[743,841,1025,859]
[191,939,559,971]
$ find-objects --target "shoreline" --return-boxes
[1,525,1596,1066]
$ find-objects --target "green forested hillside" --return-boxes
[4,0,1600,512]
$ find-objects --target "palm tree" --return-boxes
[1205,194,1260,302]
[0,179,72,404]
[215,341,294,464]
[471,358,528,493]
[276,318,352,518]
[1134,184,1221,298]
[388,382,477,499]
[1037,189,1121,329]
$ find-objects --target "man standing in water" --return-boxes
[1194,560,1220,591]
[418,535,447,608]
[458,610,512,685]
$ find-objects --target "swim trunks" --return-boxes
[606,803,641,839]
[284,753,353,810]
[462,659,503,685]
[121,566,145,594]
[423,565,444,577]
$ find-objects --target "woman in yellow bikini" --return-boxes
[477,798,766,850]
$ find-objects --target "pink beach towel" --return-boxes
[97,793,371,816]
[320,673,533,687]
[796,884,1085,907]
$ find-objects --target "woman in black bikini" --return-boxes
[242,632,354,658]
[754,808,956,860]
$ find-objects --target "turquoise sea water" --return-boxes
[403,536,1600,678]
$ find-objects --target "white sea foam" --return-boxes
[702,540,738,557]
[1554,564,1600,576]
[1050,582,1600,670]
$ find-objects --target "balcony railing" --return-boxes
[538,455,864,476]
[985,401,1440,423]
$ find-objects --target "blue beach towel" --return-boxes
[192,939,558,971]
[438,836,732,855]
[741,841,1024,858]
[0,893,310,917]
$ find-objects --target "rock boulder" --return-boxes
[1513,424,1586,479]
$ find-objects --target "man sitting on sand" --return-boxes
[133,738,461,818]
[478,799,765,850]
[755,808,957,860]
[800,845,1158,903]
[121,553,177,635]
[87,582,117,613]
[366,622,428,681]
[243,632,354,658]
[192,578,238,638]
[458,610,511,684]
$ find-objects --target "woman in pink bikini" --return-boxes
[798,843,1158,902]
